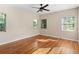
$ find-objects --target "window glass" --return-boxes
[0,13,6,32]
[41,19,47,29]
[62,17,75,31]
[33,19,38,28]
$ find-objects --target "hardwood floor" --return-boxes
[0,35,79,54]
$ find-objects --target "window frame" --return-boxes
[33,19,38,29]
[61,16,75,31]
[41,19,47,29]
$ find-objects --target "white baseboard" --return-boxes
[40,34,78,42]
[0,34,78,45]
[0,34,39,45]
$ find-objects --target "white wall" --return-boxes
[78,7,79,43]
[39,8,78,41]
[0,5,39,45]
[0,5,78,45]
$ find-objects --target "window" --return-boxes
[33,19,38,28]
[62,17,75,31]
[41,19,47,29]
[0,13,6,32]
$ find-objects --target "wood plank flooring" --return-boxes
[0,35,79,54]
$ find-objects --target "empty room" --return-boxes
[0,4,79,54]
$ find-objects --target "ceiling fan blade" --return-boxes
[43,9,50,11]
[32,7,39,9]
[37,9,43,12]
[42,4,48,8]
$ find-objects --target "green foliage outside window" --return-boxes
[62,17,75,31]
[41,19,47,29]
[33,19,38,28]
[0,13,6,32]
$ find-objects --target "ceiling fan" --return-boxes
[32,4,50,12]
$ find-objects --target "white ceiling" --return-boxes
[11,4,79,15]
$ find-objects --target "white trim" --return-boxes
[40,34,78,42]
[0,34,39,45]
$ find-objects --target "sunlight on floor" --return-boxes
[32,39,76,54]
[32,48,51,54]
[49,47,75,54]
